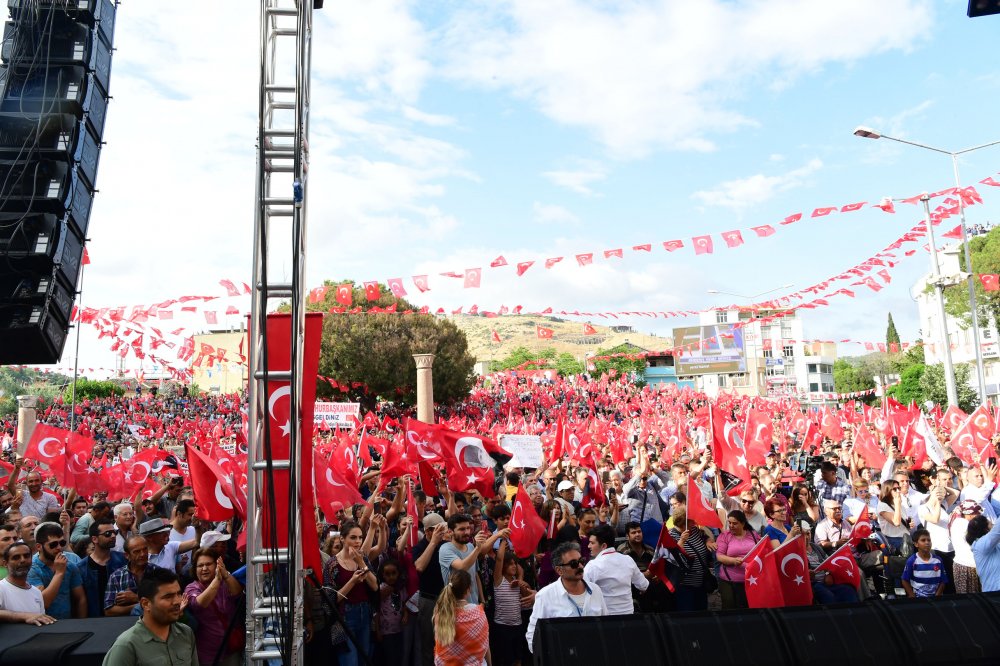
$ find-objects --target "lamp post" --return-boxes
[854,126,1000,405]
[920,194,960,407]
[707,284,793,397]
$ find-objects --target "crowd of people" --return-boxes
[2,373,1000,666]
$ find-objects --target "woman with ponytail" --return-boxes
[433,569,491,666]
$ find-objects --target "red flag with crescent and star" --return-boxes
[744,535,782,608]
[816,542,861,587]
[767,534,813,606]
[509,484,546,558]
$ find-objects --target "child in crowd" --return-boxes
[902,528,948,598]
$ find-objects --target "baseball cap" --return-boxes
[200,530,232,548]
[138,518,171,536]
[557,480,574,492]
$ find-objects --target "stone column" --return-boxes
[16,395,38,456]
[412,354,435,424]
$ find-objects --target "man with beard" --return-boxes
[28,522,85,619]
[105,536,159,616]
[438,513,503,606]
[77,519,128,617]
[103,568,196,666]
[0,542,55,624]
[526,542,606,652]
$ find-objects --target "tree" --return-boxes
[886,313,900,347]
[305,281,476,407]
[590,343,648,380]
[920,363,979,412]
[942,227,1000,327]
[832,359,875,395]
[554,353,583,377]
[892,340,925,373]
[491,346,556,371]
[886,364,925,406]
[62,379,125,403]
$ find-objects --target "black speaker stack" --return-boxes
[0,0,116,364]
[533,593,1000,666]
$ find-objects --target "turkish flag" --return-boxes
[82,246,91,265]
[949,404,995,465]
[721,230,744,248]
[387,278,407,298]
[686,478,722,529]
[24,423,68,476]
[943,404,968,431]
[536,326,554,339]
[768,534,813,606]
[692,235,714,255]
[743,409,773,466]
[205,311,218,325]
[123,447,171,495]
[314,449,365,517]
[604,249,623,259]
[185,443,237,521]
[219,279,240,297]
[464,268,482,288]
[816,543,861,587]
[840,201,866,213]
[848,504,873,548]
[516,261,534,276]
[308,286,328,304]
[662,240,684,252]
[575,253,594,267]
[980,274,1000,292]
[509,484,546,558]
[744,537,783,608]
[405,479,421,548]
[65,432,100,495]
[101,464,126,501]
[259,313,324,578]
[544,257,563,269]
[375,434,417,493]
[412,275,430,292]
[819,407,844,441]
[874,198,895,213]
[490,255,508,267]
[812,207,836,217]
[943,224,964,240]
[852,426,886,469]
[363,281,381,301]
[710,407,752,496]
[583,323,597,335]
[751,225,775,237]
[491,330,502,343]
[335,284,353,305]
[782,213,802,225]
[632,244,651,252]
[436,428,507,498]
[648,522,688,593]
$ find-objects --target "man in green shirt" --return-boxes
[0,523,17,578]
[102,567,198,666]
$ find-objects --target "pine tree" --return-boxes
[886,312,901,348]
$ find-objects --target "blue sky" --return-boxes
[56,0,1000,374]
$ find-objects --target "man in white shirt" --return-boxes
[918,466,959,593]
[169,499,197,575]
[0,542,54,625]
[526,542,607,652]
[138,518,198,573]
[583,524,647,614]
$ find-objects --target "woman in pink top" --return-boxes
[715,510,759,610]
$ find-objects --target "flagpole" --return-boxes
[69,261,87,435]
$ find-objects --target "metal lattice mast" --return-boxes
[246,0,313,663]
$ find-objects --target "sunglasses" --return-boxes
[46,539,68,548]
[558,558,583,570]
[99,530,119,538]
[741,499,755,504]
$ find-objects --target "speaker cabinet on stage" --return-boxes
[879,595,1000,665]
[533,615,669,665]
[0,0,115,363]
[657,609,791,666]
[770,603,902,666]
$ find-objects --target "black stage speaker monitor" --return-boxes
[533,615,669,665]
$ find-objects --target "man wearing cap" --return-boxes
[555,480,579,517]
[412,512,450,666]
[201,530,240,573]
[138,518,199,574]
[105,536,160,616]
[814,500,851,554]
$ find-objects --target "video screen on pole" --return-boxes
[672,325,746,374]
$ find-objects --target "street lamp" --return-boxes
[854,126,1000,405]
[707,284,793,396]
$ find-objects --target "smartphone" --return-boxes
[990,457,997,467]
[480,519,489,534]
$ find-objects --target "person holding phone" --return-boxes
[323,520,378,666]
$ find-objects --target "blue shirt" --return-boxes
[762,524,789,544]
[28,551,83,619]
[76,550,128,617]
[438,542,480,604]
[902,553,948,597]
[972,517,1000,592]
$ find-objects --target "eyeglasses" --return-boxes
[46,539,67,548]
[741,499,755,505]
[558,559,583,570]
[98,530,119,538]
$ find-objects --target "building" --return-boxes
[672,309,837,404]
[910,243,1000,397]
[189,329,248,395]
[642,352,696,390]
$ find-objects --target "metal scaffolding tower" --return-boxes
[246,0,314,663]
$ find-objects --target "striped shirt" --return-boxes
[669,526,711,588]
[902,553,948,597]
[492,577,522,626]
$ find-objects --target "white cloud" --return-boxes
[691,159,823,211]
[542,163,608,196]
[440,0,933,157]
[402,106,458,127]
[532,202,580,226]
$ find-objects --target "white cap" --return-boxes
[200,530,232,548]
[557,480,574,492]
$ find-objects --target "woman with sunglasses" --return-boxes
[878,481,908,553]
[762,498,801,550]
